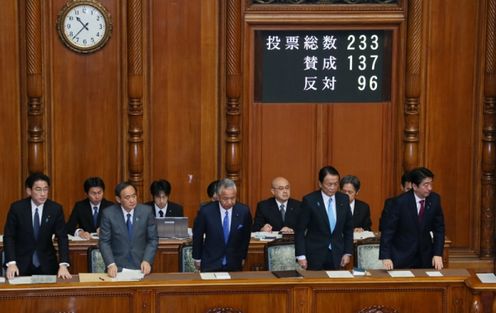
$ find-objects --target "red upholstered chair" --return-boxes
[357,305,399,313]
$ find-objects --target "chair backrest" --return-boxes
[265,238,299,271]
[357,305,399,313]
[87,246,106,273]
[354,237,385,270]
[178,241,195,272]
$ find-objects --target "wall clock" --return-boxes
[56,0,112,54]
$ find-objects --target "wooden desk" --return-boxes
[465,274,496,313]
[0,269,471,313]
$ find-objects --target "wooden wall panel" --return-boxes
[248,104,319,207]
[424,0,481,250]
[0,0,21,226]
[331,103,392,230]
[49,0,122,215]
[148,0,219,221]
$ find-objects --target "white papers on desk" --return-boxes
[68,234,89,241]
[251,232,283,241]
[90,233,99,240]
[115,268,144,281]
[0,277,5,283]
[477,273,496,283]
[326,270,354,278]
[8,276,33,284]
[426,271,443,277]
[7,275,55,285]
[353,231,376,240]
[200,272,231,280]
[388,270,415,277]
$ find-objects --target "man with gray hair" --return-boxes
[192,178,252,272]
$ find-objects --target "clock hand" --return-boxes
[76,17,89,30]
[72,25,86,39]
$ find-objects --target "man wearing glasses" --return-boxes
[3,172,72,279]
[252,177,301,234]
[295,166,354,270]
[99,181,158,278]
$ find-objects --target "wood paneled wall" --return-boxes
[0,0,494,269]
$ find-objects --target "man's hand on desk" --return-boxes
[340,254,351,267]
[297,259,307,270]
[57,265,72,279]
[432,256,443,270]
[382,259,394,270]
[78,231,91,240]
[280,227,294,234]
[141,261,151,275]
[107,264,118,278]
[6,264,19,279]
[194,260,201,271]
[261,224,273,232]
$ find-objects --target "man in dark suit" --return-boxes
[340,175,372,231]
[252,177,301,234]
[379,167,445,270]
[192,178,252,272]
[378,171,412,232]
[99,181,158,278]
[295,166,354,270]
[66,176,113,239]
[3,172,71,279]
[145,179,183,217]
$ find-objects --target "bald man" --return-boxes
[252,177,302,234]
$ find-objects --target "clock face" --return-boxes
[57,0,112,53]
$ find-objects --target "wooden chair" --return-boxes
[357,305,399,313]
[264,237,299,271]
[87,246,106,273]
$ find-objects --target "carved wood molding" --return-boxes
[128,0,144,198]
[26,0,45,173]
[480,0,496,259]
[403,0,422,172]
[225,0,242,185]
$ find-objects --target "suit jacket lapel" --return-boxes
[229,205,241,243]
[271,199,283,225]
[315,192,331,230]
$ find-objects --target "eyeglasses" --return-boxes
[272,185,290,191]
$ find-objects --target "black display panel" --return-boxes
[254,30,392,103]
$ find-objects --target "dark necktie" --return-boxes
[126,213,133,240]
[92,206,98,227]
[33,208,40,267]
[222,211,229,266]
[280,204,286,222]
[159,210,164,217]
[418,200,425,222]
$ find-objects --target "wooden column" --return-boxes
[225,0,242,186]
[127,0,144,198]
[481,0,496,259]
[403,0,422,172]
[26,0,45,173]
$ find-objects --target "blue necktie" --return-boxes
[33,208,40,267]
[328,197,336,233]
[223,211,230,244]
[222,211,229,266]
[92,206,98,228]
[126,213,133,240]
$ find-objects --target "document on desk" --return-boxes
[388,270,415,277]
[68,234,89,241]
[79,273,112,282]
[426,271,443,277]
[326,271,354,278]
[477,273,496,283]
[115,268,145,281]
[200,272,231,280]
[8,276,33,284]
